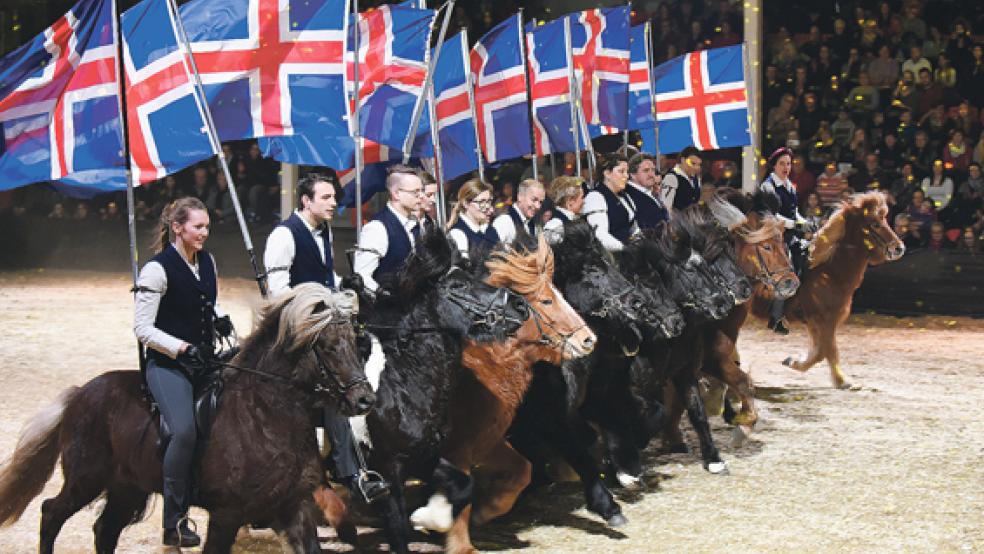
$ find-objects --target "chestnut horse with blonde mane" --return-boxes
[751,191,904,389]
[416,235,596,554]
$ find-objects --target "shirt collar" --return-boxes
[295,210,326,235]
[627,180,655,198]
[770,172,793,189]
[461,213,487,232]
[387,202,416,228]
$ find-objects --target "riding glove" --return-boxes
[213,315,234,338]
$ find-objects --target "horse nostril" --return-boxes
[582,336,595,351]
[357,393,376,412]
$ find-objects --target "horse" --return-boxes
[506,220,686,528]
[699,190,800,442]
[315,229,531,554]
[420,234,597,554]
[0,284,374,554]
[750,191,905,389]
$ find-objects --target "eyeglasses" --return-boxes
[470,199,493,209]
[399,188,424,196]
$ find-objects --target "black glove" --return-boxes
[340,273,365,294]
[176,345,209,376]
[214,315,234,338]
[356,329,373,362]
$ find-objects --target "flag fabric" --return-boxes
[653,44,750,154]
[0,0,124,194]
[569,6,630,130]
[177,0,349,149]
[470,14,532,164]
[348,4,436,153]
[526,18,576,156]
[628,23,655,132]
[336,139,403,208]
[122,0,215,185]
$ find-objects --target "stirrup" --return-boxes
[356,470,390,504]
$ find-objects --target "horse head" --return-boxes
[258,283,375,416]
[381,228,529,342]
[650,221,732,322]
[681,207,753,304]
[484,234,596,364]
[809,191,905,268]
[709,191,799,300]
[552,220,648,356]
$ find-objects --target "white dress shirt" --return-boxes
[264,210,342,297]
[448,214,491,258]
[542,207,577,244]
[353,203,418,292]
[583,187,638,252]
[492,205,532,244]
[133,245,222,359]
[660,165,697,214]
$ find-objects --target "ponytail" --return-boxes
[153,197,208,253]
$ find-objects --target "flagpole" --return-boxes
[404,0,456,164]
[167,0,267,298]
[462,28,485,183]
[563,16,581,178]
[574,78,596,180]
[645,21,659,164]
[518,9,538,183]
[111,0,145,372]
[351,0,364,240]
[426,80,447,226]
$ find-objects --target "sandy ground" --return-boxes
[0,270,982,553]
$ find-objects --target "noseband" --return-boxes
[861,222,900,258]
[751,241,795,290]
[589,285,637,319]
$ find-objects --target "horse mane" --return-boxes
[389,228,458,298]
[552,220,612,283]
[808,191,889,268]
[245,283,358,357]
[739,214,786,244]
[678,207,729,260]
[485,233,554,296]
[706,190,748,230]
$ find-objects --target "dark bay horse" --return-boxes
[0,285,373,553]
[322,230,529,554]
[750,191,905,389]
[423,234,596,554]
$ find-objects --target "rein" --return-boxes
[751,241,795,289]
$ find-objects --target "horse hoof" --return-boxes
[781,357,795,368]
[837,381,861,391]
[606,513,628,527]
[706,461,729,475]
[615,471,643,490]
[410,493,453,533]
[730,425,751,448]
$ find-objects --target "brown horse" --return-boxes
[751,191,905,389]
[414,235,596,554]
[701,193,799,440]
[0,285,373,554]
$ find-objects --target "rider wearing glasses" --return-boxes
[447,179,499,258]
[354,165,425,294]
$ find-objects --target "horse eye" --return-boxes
[762,244,772,251]
[540,298,553,306]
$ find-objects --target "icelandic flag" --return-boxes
[413,31,481,181]
[348,4,436,154]
[0,0,124,195]
[122,0,215,184]
[628,23,655,132]
[569,6,630,130]
[526,18,577,156]
[177,0,350,151]
[336,140,404,208]
[653,44,750,154]
[470,14,532,163]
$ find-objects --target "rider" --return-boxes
[417,169,439,235]
[353,165,424,295]
[447,179,499,259]
[759,147,810,335]
[542,175,585,244]
[492,178,545,243]
[263,173,390,503]
[583,153,639,251]
[134,197,230,547]
[660,145,703,212]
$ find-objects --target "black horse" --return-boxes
[507,220,685,527]
[0,284,373,553]
[354,229,529,554]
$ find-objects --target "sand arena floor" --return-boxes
[0,270,982,553]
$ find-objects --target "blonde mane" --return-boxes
[259,283,359,354]
[808,191,888,268]
[485,234,554,296]
[738,214,786,244]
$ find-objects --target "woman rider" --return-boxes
[447,179,500,259]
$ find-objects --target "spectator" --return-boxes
[189,166,212,203]
[975,129,984,166]
[902,46,931,79]
[831,109,857,148]
[846,71,880,118]
[907,189,936,237]
[47,203,66,219]
[934,52,957,88]
[891,162,922,212]
[796,91,826,142]
[767,93,798,151]
[949,101,981,142]
[927,221,952,251]
[891,69,921,113]
[791,154,816,198]
[101,201,121,221]
[149,175,183,216]
[829,18,851,64]
[940,163,984,230]
[956,226,981,254]
[842,127,869,166]
[710,20,739,48]
[816,162,848,210]
[943,129,972,175]
[922,26,946,60]
[840,47,863,88]
[921,159,955,208]
[763,65,785,111]
[894,213,924,250]
[914,69,944,118]
[877,132,905,172]
[959,44,984,103]
[906,130,935,178]
[73,201,90,220]
[867,45,900,89]
[802,191,826,227]
[811,45,838,89]
[851,152,889,192]
[206,172,237,224]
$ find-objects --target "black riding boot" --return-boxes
[162,478,201,547]
[768,298,790,335]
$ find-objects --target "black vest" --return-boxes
[372,207,416,281]
[281,212,335,289]
[149,244,217,366]
[595,183,635,243]
[624,183,669,230]
[670,168,701,210]
[552,209,573,225]
[508,205,536,237]
[763,176,799,243]
[452,218,501,257]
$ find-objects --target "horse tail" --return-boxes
[0,386,80,526]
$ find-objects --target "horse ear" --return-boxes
[312,300,328,314]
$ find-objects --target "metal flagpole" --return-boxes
[564,16,581,178]
[462,28,485,183]
[426,80,447,226]
[167,0,267,297]
[518,10,538,182]
[352,0,364,240]
[111,0,145,371]
[574,78,596,180]
[645,21,660,165]
[404,0,456,164]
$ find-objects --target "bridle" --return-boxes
[589,284,638,319]
[749,240,796,290]
[861,220,900,258]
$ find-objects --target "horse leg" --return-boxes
[783,322,824,372]
[674,373,727,474]
[703,348,757,442]
[201,511,242,554]
[470,440,531,526]
[546,417,625,526]
[659,385,689,453]
[313,485,358,545]
[817,324,853,389]
[282,501,323,554]
[40,458,107,554]
[375,477,412,554]
[445,504,478,554]
[93,487,149,554]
